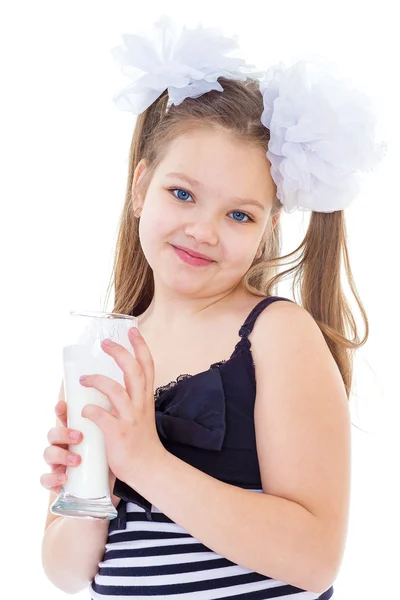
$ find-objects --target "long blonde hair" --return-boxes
[103,77,368,400]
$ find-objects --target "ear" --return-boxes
[131,159,148,207]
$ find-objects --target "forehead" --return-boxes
[157,129,276,200]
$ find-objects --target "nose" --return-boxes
[183,214,219,247]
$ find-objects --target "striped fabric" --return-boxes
[89,493,334,599]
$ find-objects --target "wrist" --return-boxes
[125,443,169,490]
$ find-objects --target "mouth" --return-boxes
[172,244,214,261]
[171,245,215,267]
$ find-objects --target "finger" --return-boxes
[99,339,144,413]
[128,328,154,398]
[47,427,83,446]
[55,400,68,428]
[40,472,68,491]
[50,464,66,475]
[80,374,133,421]
[43,446,81,467]
[81,404,116,433]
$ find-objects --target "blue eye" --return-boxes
[173,188,191,202]
[168,188,254,223]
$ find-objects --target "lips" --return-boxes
[172,245,214,262]
[172,245,215,267]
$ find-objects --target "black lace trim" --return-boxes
[153,360,227,400]
[154,374,193,400]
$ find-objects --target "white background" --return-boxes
[0,1,398,599]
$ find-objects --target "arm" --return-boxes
[126,303,351,595]
[129,451,329,595]
[41,514,109,594]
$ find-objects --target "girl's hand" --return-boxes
[40,399,83,495]
[40,399,121,508]
[79,327,167,487]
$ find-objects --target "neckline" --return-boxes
[154,360,228,400]
[153,339,249,400]
[152,295,281,400]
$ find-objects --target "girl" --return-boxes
[40,16,385,600]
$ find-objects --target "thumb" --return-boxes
[55,400,68,428]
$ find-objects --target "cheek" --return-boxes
[228,239,255,264]
[139,214,161,238]
[138,209,173,261]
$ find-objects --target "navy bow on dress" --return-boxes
[110,366,227,530]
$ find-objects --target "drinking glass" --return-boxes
[50,309,137,519]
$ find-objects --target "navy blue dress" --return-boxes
[89,296,335,599]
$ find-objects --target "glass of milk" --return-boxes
[50,309,137,520]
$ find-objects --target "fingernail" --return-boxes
[102,338,115,346]
[68,453,79,464]
[130,327,141,337]
[58,474,66,482]
[69,430,80,440]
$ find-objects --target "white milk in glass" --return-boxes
[62,319,132,499]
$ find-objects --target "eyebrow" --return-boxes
[165,172,266,212]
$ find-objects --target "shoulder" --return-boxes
[249,296,350,448]
[249,298,345,397]
[250,298,331,361]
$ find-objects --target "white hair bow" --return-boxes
[111,15,264,114]
[111,15,387,214]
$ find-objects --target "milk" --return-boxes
[62,319,134,499]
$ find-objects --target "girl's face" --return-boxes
[133,128,276,298]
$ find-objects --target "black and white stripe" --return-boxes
[89,490,334,599]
